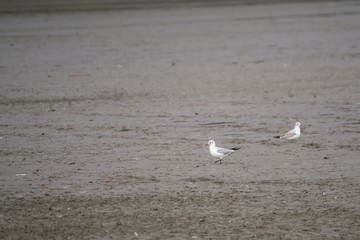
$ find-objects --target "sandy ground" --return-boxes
[1,1,360,239]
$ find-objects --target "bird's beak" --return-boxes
[205,144,209,146]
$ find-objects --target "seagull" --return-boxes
[275,122,301,140]
[206,140,240,164]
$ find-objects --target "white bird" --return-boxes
[206,140,240,164]
[276,122,301,140]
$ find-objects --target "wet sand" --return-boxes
[1,1,360,239]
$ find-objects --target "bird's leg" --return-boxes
[214,158,221,164]
[241,162,246,170]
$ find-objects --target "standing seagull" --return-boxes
[206,140,240,164]
[276,122,301,140]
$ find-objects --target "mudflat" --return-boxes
[1,1,359,239]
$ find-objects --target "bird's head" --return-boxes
[206,140,215,146]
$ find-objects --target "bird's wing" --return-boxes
[216,147,234,155]
[281,131,297,139]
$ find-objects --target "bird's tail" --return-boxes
[273,136,281,139]
[230,147,240,151]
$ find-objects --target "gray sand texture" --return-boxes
[1,1,360,239]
